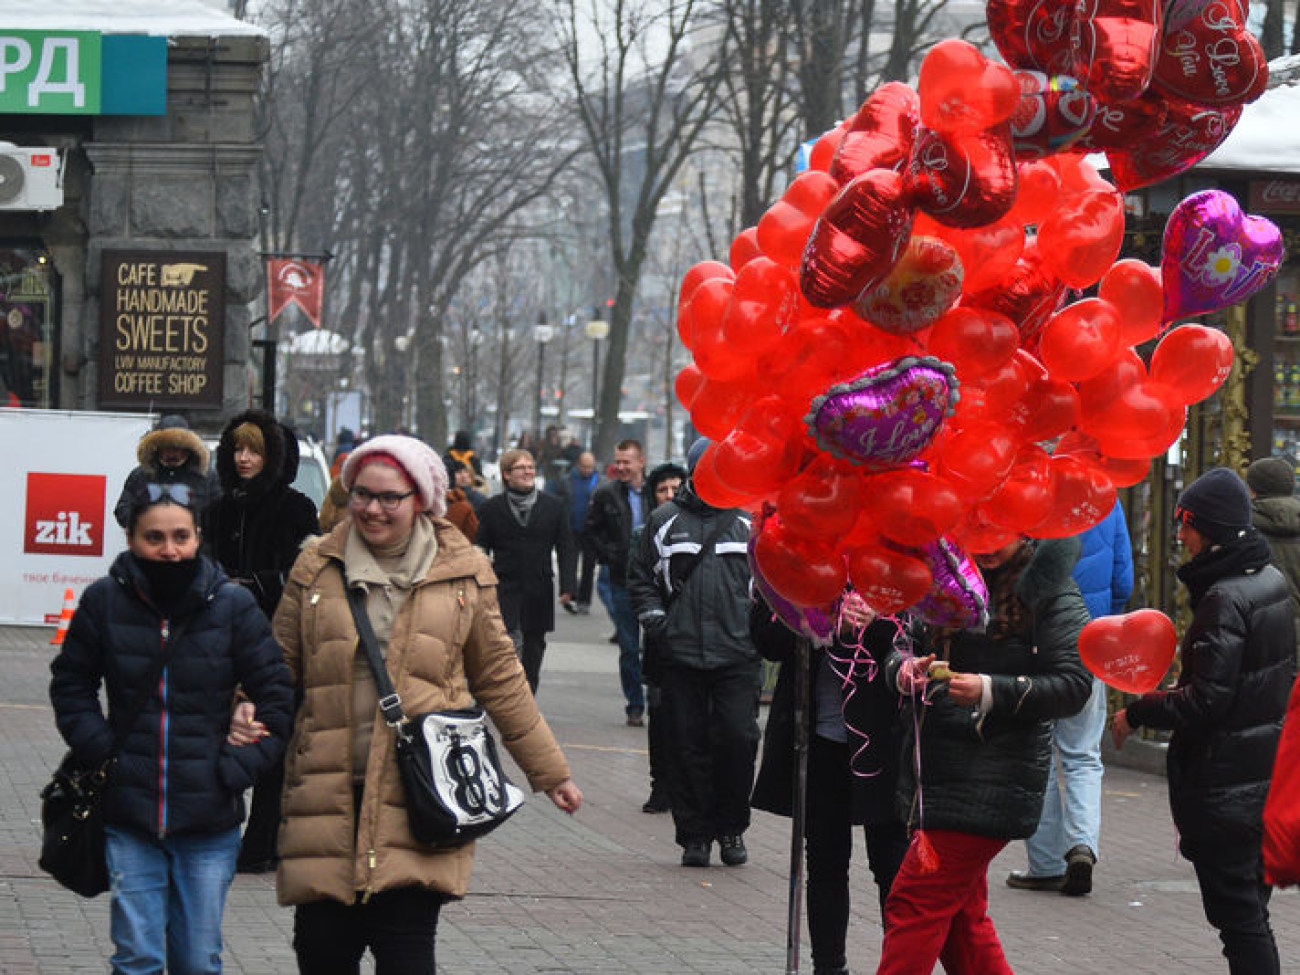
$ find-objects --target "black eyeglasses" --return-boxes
[348,485,415,511]
[146,482,193,505]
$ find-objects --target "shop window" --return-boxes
[0,245,58,408]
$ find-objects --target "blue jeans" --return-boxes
[105,824,241,975]
[1025,677,1107,876]
[600,565,643,713]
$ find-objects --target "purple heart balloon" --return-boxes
[1161,189,1284,323]
[805,356,958,469]
[914,536,989,631]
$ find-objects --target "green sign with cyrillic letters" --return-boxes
[0,29,167,115]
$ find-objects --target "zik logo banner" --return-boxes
[24,472,106,556]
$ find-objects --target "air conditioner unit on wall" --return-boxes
[0,144,64,211]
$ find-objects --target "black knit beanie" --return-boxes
[1246,457,1295,498]
[1176,467,1251,545]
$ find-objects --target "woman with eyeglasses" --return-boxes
[269,435,582,974]
[49,480,294,974]
[203,408,319,874]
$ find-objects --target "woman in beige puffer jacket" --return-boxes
[270,434,581,974]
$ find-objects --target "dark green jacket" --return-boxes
[1252,494,1300,653]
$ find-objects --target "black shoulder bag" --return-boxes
[40,616,191,898]
[342,570,525,848]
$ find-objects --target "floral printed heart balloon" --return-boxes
[914,535,989,630]
[806,356,958,469]
[1161,189,1283,322]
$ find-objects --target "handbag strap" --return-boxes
[339,564,410,734]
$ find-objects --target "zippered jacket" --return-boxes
[49,552,293,837]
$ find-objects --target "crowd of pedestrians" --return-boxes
[46,418,1300,974]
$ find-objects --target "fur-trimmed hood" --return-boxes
[215,408,300,496]
[136,422,208,475]
[1015,535,1083,609]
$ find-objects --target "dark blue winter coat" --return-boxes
[49,551,293,838]
[1072,501,1134,620]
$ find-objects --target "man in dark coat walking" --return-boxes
[475,447,577,691]
[1114,467,1295,975]
[1247,456,1300,655]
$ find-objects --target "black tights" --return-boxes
[293,887,445,975]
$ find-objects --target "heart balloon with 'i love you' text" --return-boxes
[1078,609,1177,694]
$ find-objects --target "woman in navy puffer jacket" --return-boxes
[50,486,293,974]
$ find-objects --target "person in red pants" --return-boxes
[875,535,1092,975]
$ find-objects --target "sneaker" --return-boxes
[642,791,670,814]
[626,710,645,727]
[1006,871,1064,891]
[1061,845,1096,896]
[681,841,710,867]
[718,834,748,866]
[576,603,591,615]
[608,633,619,644]
[562,601,579,615]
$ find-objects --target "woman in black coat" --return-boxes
[202,408,318,872]
[475,447,577,691]
[50,485,293,973]
[751,591,911,975]
[1115,468,1295,975]
[877,535,1091,975]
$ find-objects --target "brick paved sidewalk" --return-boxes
[1,615,1296,974]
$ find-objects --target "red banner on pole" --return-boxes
[267,257,325,328]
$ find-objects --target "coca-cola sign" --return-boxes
[1250,179,1300,215]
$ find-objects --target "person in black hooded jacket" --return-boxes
[113,414,218,528]
[50,482,293,973]
[1114,468,1295,975]
[203,408,318,872]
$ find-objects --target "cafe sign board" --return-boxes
[98,250,225,409]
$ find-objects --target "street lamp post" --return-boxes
[585,312,609,444]
[534,314,555,443]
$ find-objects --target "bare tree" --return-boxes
[556,0,725,460]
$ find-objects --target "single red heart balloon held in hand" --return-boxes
[1078,609,1177,694]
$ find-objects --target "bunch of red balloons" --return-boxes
[676,1,1280,629]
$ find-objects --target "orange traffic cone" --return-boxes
[50,588,74,646]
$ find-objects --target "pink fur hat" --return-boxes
[341,435,448,518]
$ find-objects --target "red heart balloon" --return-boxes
[908,124,1017,229]
[1100,258,1165,345]
[1055,431,1153,488]
[729,227,763,270]
[688,277,738,379]
[831,82,921,184]
[800,169,914,309]
[964,237,1066,351]
[1078,609,1177,693]
[1083,0,1164,103]
[674,362,705,410]
[846,543,934,615]
[720,257,800,358]
[918,39,1020,134]
[1087,383,1185,459]
[1107,95,1241,192]
[931,421,1019,500]
[924,306,1019,382]
[981,445,1055,533]
[713,395,803,495]
[1007,159,1062,226]
[758,171,842,270]
[1150,323,1234,406]
[808,123,847,173]
[870,469,962,548]
[912,212,1024,293]
[777,457,864,541]
[689,375,751,439]
[1151,2,1267,107]
[1038,298,1123,383]
[677,261,733,348]
[1007,368,1080,443]
[1037,189,1126,289]
[692,443,761,508]
[1077,91,1169,150]
[1032,454,1116,538]
[949,506,1020,554]
[754,518,848,608]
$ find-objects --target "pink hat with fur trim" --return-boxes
[340,435,448,518]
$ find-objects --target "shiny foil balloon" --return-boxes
[830,82,921,184]
[1010,72,1096,158]
[908,124,1017,229]
[1107,95,1240,192]
[1161,189,1284,322]
[1077,93,1168,151]
[1082,0,1164,104]
[1152,0,1267,107]
[806,356,958,469]
[800,169,914,309]
[853,235,963,335]
[914,536,989,630]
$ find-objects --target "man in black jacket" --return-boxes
[628,439,760,868]
[1114,468,1295,975]
[476,448,576,692]
[585,439,649,724]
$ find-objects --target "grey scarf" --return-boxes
[507,486,539,526]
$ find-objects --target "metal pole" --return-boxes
[534,336,546,442]
[786,637,810,974]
